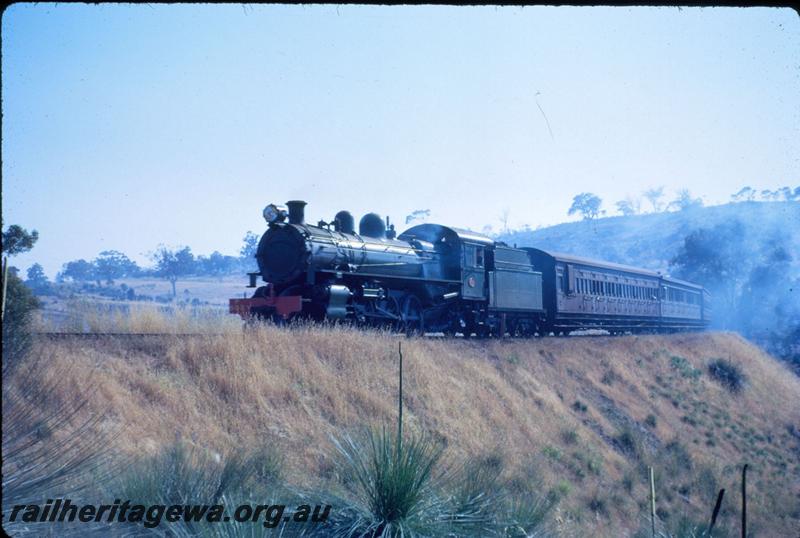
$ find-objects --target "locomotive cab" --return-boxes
[461,243,487,300]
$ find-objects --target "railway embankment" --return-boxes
[9,328,800,536]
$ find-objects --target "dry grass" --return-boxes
[33,299,241,334]
[5,316,800,537]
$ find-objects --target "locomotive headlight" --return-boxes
[263,203,287,223]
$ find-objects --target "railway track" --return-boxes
[33,332,222,339]
[32,329,623,341]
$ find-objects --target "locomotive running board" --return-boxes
[229,295,303,320]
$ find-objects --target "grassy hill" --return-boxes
[6,323,799,536]
[498,201,799,272]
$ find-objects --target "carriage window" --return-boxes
[475,248,484,268]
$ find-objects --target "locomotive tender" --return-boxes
[229,201,710,336]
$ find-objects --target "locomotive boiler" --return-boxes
[231,200,467,333]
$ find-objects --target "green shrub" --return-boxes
[2,272,41,371]
[326,427,451,537]
[561,430,579,445]
[542,445,562,461]
[587,492,608,516]
[503,489,555,538]
[601,370,617,385]
[115,441,277,506]
[109,439,287,536]
[670,356,701,380]
[2,352,118,537]
[572,400,588,413]
[707,359,746,393]
[446,453,506,536]
[615,425,644,460]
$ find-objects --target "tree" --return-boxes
[2,222,38,256]
[59,259,97,283]
[731,186,756,202]
[760,189,781,201]
[405,209,431,225]
[769,186,800,201]
[738,244,793,337]
[94,250,139,285]
[643,187,665,212]
[152,246,195,298]
[667,189,703,211]
[25,263,49,290]
[615,196,641,216]
[2,223,42,367]
[567,193,602,220]
[498,208,511,234]
[198,251,237,279]
[671,219,747,329]
[240,231,260,259]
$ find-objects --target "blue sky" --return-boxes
[2,4,798,277]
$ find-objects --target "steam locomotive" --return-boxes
[229,201,710,336]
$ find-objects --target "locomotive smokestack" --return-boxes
[287,200,307,225]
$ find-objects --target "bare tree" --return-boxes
[643,187,665,213]
[667,189,704,211]
[615,196,641,216]
[498,208,511,234]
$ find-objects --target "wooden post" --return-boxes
[741,464,748,538]
[1,256,8,322]
[649,466,657,538]
[708,488,725,536]
[397,341,403,456]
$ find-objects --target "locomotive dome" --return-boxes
[359,213,386,238]
[334,210,355,234]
